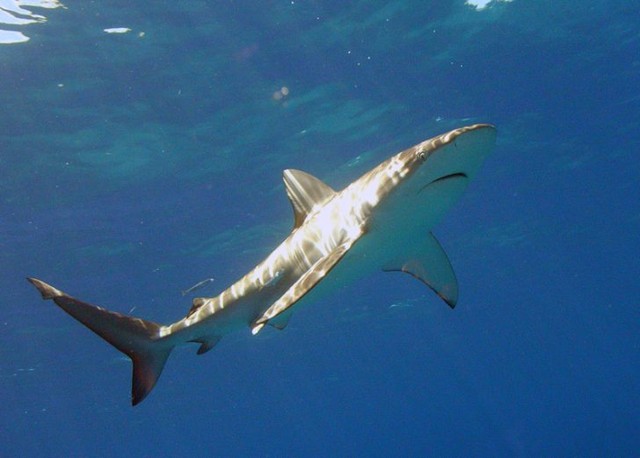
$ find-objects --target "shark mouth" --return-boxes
[418,172,468,194]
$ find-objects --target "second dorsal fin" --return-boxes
[283,169,336,228]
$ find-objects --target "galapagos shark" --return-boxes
[28,123,496,405]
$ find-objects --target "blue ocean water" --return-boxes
[1,0,639,456]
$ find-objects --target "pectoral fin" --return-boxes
[252,237,359,334]
[384,232,458,308]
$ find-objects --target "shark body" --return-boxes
[28,124,496,405]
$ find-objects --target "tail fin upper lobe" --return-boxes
[27,277,173,406]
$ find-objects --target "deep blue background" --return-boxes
[1,1,639,456]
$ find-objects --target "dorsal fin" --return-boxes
[187,297,207,318]
[283,169,336,228]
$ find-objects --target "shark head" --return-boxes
[408,123,496,190]
[354,124,497,237]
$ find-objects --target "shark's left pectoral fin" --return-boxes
[252,236,360,334]
[384,233,458,308]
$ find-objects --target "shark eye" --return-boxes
[418,150,426,161]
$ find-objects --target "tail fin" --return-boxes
[27,277,173,406]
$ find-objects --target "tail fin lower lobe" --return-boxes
[27,277,173,406]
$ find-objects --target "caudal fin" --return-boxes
[27,277,173,406]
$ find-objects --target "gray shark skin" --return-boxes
[28,124,496,405]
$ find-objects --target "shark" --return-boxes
[28,123,496,405]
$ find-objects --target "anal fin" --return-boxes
[190,335,221,355]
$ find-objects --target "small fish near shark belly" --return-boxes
[27,123,496,405]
